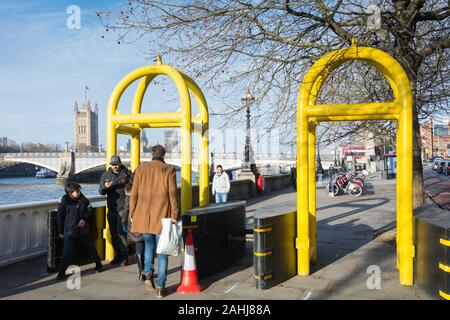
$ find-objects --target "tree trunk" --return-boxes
[412,81,425,209]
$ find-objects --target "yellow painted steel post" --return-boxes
[177,78,193,214]
[199,122,209,206]
[180,119,192,213]
[132,76,152,115]
[398,91,414,285]
[396,123,404,273]
[308,121,317,263]
[131,134,140,172]
[105,109,117,262]
[297,101,310,276]
[177,70,210,207]
[396,123,401,271]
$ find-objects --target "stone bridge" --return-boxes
[0,152,297,179]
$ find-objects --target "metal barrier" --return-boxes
[182,201,246,279]
[254,210,297,289]
[0,195,106,268]
[414,204,450,300]
[296,41,414,285]
[104,56,210,261]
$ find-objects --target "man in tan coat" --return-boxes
[130,144,179,298]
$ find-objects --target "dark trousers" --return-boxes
[107,210,129,257]
[291,179,296,191]
[135,240,145,256]
[59,235,101,274]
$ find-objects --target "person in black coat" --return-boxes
[290,165,297,191]
[56,182,102,280]
[99,155,132,265]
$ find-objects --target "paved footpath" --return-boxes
[0,174,439,300]
[423,167,450,210]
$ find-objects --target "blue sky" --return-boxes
[0,0,283,155]
[0,0,143,147]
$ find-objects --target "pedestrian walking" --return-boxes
[99,155,132,266]
[290,165,297,191]
[129,145,179,298]
[212,165,230,203]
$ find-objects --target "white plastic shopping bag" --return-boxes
[156,218,183,256]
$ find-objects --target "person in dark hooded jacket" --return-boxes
[56,182,102,280]
[99,155,132,265]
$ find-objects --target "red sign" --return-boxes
[342,145,366,156]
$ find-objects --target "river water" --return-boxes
[0,172,191,206]
[0,177,100,206]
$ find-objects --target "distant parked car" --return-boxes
[443,161,450,176]
[432,158,443,170]
[437,161,447,174]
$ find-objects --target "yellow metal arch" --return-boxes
[296,44,413,285]
[105,57,209,261]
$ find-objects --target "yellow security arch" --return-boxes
[296,42,414,285]
[105,56,209,261]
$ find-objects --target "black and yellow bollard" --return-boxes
[438,237,450,300]
[414,206,450,300]
[253,218,272,290]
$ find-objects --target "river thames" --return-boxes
[0,177,100,206]
[0,172,192,205]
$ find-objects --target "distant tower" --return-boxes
[126,139,131,153]
[141,129,149,153]
[74,99,99,152]
[164,129,179,153]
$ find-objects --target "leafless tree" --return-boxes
[99,0,449,208]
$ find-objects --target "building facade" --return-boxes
[74,100,99,152]
[0,136,7,148]
[164,129,179,153]
[421,120,450,159]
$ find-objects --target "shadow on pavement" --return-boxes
[312,197,391,273]
[245,187,295,207]
[0,255,104,298]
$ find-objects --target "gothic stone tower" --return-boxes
[74,100,99,152]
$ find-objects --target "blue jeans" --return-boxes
[143,234,168,288]
[215,192,228,203]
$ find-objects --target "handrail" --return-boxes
[0,195,106,212]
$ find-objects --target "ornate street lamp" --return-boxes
[241,89,255,171]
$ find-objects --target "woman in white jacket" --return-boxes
[212,165,230,203]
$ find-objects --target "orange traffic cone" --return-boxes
[177,229,202,293]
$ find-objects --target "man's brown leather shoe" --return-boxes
[156,287,166,298]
